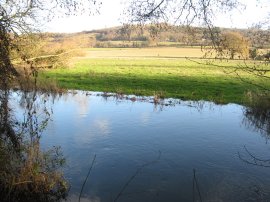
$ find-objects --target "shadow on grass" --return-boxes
[42,71,265,104]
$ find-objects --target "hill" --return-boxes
[33,24,270,50]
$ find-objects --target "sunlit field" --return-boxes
[41,47,270,104]
[82,47,207,58]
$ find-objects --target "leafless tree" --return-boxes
[125,0,243,43]
[0,0,101,84]
[0,2,100,200]
[126,0,242,25]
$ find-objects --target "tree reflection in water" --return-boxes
[239,93,270,168]
[0,87,68,202]
[243,93,270,138]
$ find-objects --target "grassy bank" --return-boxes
[40,49,270,104]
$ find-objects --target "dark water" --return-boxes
[14,91,270,202]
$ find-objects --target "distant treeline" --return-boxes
[43,25,270,49]
[82,25,270,49]
[12,25,269,68]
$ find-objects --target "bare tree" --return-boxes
[125,0,243,29]
[0,0,101,33]
[0,0,101,85]
[124,0,267,37]
[0,2,102,200]
[219,31,250,59]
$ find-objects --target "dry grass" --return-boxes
[0,142,68,202]
[82,47,207,59]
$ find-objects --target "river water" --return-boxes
[14,91,270,202]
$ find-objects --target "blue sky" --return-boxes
[45,0,269,33]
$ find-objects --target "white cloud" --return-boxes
[140,112,151,125]
[93,119,111,136]
[214,0,269,28]
[45,0,269,32]
[45,0,124,33]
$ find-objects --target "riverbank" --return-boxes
[40,48,270,104]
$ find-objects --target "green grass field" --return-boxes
[41,48,270,104]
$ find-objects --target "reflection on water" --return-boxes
[23,90,268,202]
[3,89,270,201]
[243,98,270,139]
[239,93,270,170]
[0,89,68,202]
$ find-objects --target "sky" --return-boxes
[45,0,269,33]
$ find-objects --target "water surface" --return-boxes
[16,91,270,202]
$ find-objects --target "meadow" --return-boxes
[41,47,270,104]
[82,47,207,58]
